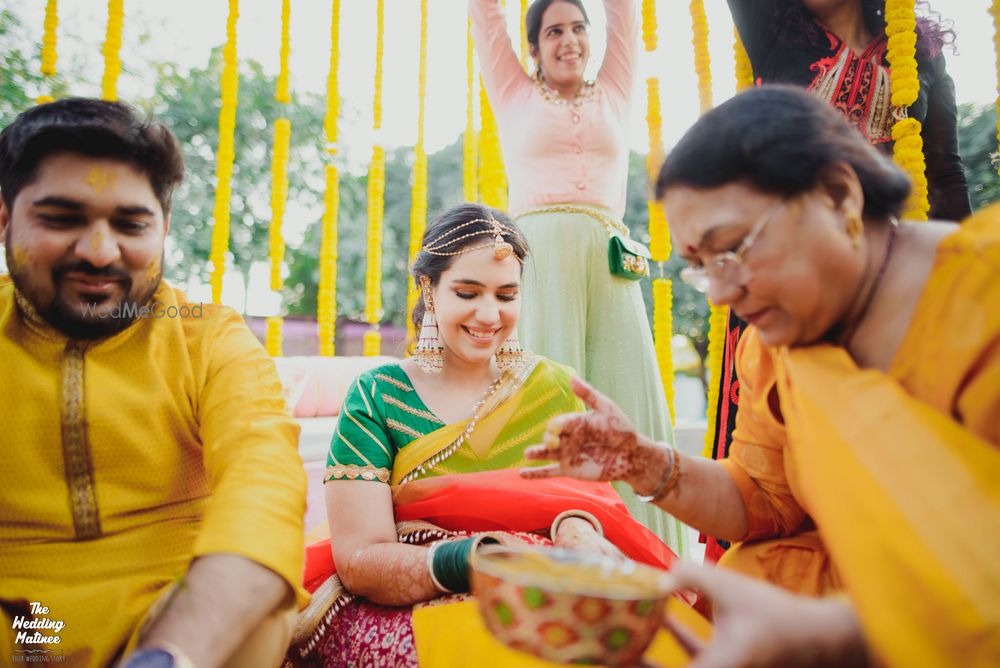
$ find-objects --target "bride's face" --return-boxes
[431,246,522,370]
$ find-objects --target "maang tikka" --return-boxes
[413,275,445,373]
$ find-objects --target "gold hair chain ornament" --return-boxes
[421,217,521,262]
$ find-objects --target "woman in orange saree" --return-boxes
[284,204,684,667]
[525,87,1000,666]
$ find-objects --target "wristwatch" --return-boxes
[122,644,195,668]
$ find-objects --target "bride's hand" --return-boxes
[520,377,665,485]
[552,517,625,560]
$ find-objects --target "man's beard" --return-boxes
[6,236,163,341]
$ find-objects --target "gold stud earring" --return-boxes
[846,213,864,249]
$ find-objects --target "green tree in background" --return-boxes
[0,9,69,127]
[149,49,326,288]
[958,102,1000,212]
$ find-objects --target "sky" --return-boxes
[6,0,999,311]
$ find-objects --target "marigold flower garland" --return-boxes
[407,0,430,346]
[208,0,240,303]
[520,0,530,66]
[653,279,676,423]
[265,0,292,357]
[641,0,658,52]
[702,303,728,457]
[317,0,341,356]
[478,82,507,210]
[994,0,1000,175]
[37,0,58,104]
[364,0,386,356]
[643,2,675,423]
[689,0,713,113]
[885,0,929,220]
[463,20,479,203]
[687,0,725,455]
[734,29,753,91]
[100,0,124,101]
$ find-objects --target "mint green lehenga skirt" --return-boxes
[516,206,690,558]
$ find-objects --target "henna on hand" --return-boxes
[341,543,439,606]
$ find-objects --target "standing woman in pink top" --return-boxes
[470,0,687,554]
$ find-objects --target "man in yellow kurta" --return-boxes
[0,99,307,667]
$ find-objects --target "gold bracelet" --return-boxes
[635,448,681,503]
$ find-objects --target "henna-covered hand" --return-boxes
[520,377,668,487]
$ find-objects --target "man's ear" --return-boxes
[163,211,171,236]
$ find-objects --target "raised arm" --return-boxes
[726,0,779,70]
[469,0,532,110]
[596,0,639,101]
[922,54,972,221]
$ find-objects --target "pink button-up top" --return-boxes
[469,0,638,220]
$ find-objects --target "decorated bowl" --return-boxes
[470,545,674,666]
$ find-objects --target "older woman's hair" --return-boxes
[655,85,911,220]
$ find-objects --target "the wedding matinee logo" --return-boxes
[80,300,204,319]
[10,602,66,663]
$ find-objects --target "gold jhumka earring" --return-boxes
[413,276,444,374]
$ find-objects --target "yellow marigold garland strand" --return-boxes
[208,0,240,303]
[734,29,753,91]
[520,0,530,67]
[641,0,658,52]
[37,0,58,104]
[407,0,430,346]
[885,0,929,220]
[364,0,386,356]
[653,279,676,424]
[463,19,479,202]
[317,0,341,356]
[688,0,725,455]
[479,81,507,210]
[702,304,729,457]
[265,0,292,357]
[100,0,124,101]
[994,0,1000,175]
[643,2,674,423]
[689,0,713,114]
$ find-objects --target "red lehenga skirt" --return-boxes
[283,470,679,667]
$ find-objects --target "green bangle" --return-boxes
[429,536,499,594]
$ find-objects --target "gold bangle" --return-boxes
[636,448,680,503]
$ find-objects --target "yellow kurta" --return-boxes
[0,280,307,667]
[719,206,1000,666]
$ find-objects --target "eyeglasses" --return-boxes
[679,200,787,294]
